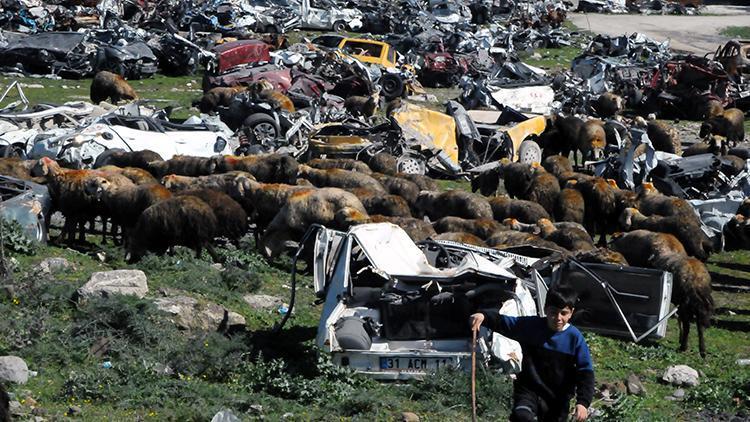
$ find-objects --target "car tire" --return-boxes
[243,113,280,145]
[396,152,426,175]
[517,140,542,165]
[332,20,346,32]
[93,148,126,169]
[380,74,405,99]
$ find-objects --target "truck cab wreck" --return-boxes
[299,223,675,380]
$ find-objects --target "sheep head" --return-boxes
[537,218,555,238]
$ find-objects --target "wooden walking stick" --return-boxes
[471,326,478,422]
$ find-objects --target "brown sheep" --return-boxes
[634,117,682,155]
[196,86,246,113]
[502,218,541,235]
[723,214,750,251]
[162,171,255,197]
[620,207,712,260]
[94,149,163,170]
[126,195,218,262]
[488,195,550,224]
[368,215,437,242]
[396,172,439,192]
[175,189,248,242]
[682,136,721,157]
[485,230,565,252]
[637,189,702,226]
[98,165,158,185]
[470,165,503,196]
[433,216,505,240]
[371,173,420,209]
[574,247,628,265]
[308,158,373,174]
[652,252,714,358]
[297,165,385,193]
[368,153,398,175]
[90,70,137,104]
[575,119,606,165]
[592,92,624,118]
[555,187,585,224]
[575,177,616,245]
[233,179,315,234]
[344,91,379,118]
[699,108,745,147]
[248,79,295,113]
[147,155,219,178]
[537,218,594,251]
[215,154,299,184]
[700,99,724,120]
[539,114,583,159]
[501,160,534,199]
[349,188,412,217]
[434,232,487,247]
[542,155,574,182]
[415,190,493,221]
[0,157,46,183]
[260,187,368,258]
[609,229,687,268]
[526,167,561,218]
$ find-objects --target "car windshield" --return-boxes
[342,41,383,58]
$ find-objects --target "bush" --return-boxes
[1,218,36,255]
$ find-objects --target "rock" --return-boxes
[401,412,420,422]
[662,365,699,387]
[78,270,148,299]
[37,257,73,274]
[0,356,29,384]
[626,373,646,396]
[68,405,82,416]
[0,285,14,300]
[672,388,685,399]
[31,407,46,416]
[249,404,263,414]
[154,295,245,331]
[531,52,543,60]
[9,400,22,415]
[599,381,626,397]
[282,413,294,419]
[210,409,240,422]
[243,294,284,310]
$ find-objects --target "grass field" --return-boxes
[720,26,750,39]
[1,36,749,420]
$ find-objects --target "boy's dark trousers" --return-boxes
[509,382,572,422]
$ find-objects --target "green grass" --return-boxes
[720,27,750,39]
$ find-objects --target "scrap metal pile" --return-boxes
[576,0,703,15]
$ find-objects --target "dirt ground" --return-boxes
[569,5,750,54]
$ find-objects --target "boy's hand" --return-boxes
[573,404,588,421]
[469,313,484,332]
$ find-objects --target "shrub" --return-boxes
[1,218,36,255]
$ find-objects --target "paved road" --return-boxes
[569,6,750,55]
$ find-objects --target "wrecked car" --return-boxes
[0,31,96,77]
[207,39,272,74]
[0,175,51,243]
[299,0,364,32]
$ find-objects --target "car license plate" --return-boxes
[379,356,456,371]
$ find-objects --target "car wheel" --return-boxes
[332,20,346,32]
[93,148,126,168]
[380,74,405,99]
[243,113,280,145]
[517,140,542,165]
[396,152,426,175]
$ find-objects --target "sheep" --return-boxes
[470,165,503,196]
[721,154,746,176]
[147,155,220,178]
[574,247,628,266]
[537,217,594,251]
[415,190,493,221]
[634,116,682,155]
[368,153,398,175]
[575,119,606,165]
[592,92,624,118]
[700,99,724,120]
[682,136,720,157]
[723,214,750,251]
[308,158,373,174]
[349,188,412,217]
[488,195,550,224]
[540,114,584,158]
[609,229,687,268]
[555,187,585,224]
[485,230,565,252]
[215,154,298,184]
[195,86,246,113]
[126,195,219,262]
[0,157,45,183]
[575,177,616,246]
[90,70,137,104]
[699,108,745,147]
[248,79,295,113]
[344,91,379,118]
[175,189,248,242]
[233,179,315,235]
[396,172,439,192]
[652,252,714,358]
[369,215,437,242]
[637,189,702,226]
[501,161,534,199]
[526,167,561,218]
[433,216,505,240]
[98,165,158,185]
[371,173,420,208]
[94,149,163,170]
[434,232,486,247]
[737,198,750,217]
[161,171,255,199]
[297,165,385,193]
[260,187,368,258]
[502,218,540,234]
[542,155,573,182]
[620,207,711,260]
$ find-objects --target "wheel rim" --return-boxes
[383,78,398,94]
[253,122,277,143]
[397,155,425,174]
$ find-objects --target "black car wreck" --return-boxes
[0,31,96,78]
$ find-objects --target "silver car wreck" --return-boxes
[298,223,675,379]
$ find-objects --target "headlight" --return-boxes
[214,137,227,153]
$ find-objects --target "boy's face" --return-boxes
[545,305,574,332]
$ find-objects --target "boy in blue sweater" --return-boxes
[470,285,594,422]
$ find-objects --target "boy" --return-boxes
[469,285,594,422]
